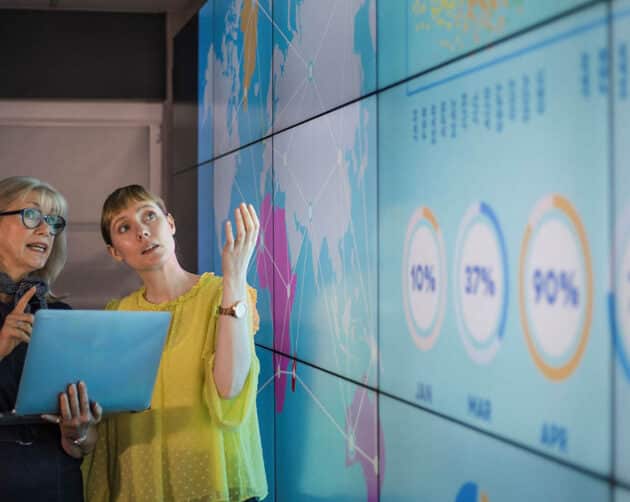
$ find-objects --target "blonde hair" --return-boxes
[0,176,68,288]
[101,184,167,246]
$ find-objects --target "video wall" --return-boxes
[181,0,630,499]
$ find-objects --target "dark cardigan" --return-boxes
[0,300,83,502]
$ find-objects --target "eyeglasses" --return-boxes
[0,207,66,235]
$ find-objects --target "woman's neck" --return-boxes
[0,267,29,304]
[0,259,28,283]
[139,259,199,304]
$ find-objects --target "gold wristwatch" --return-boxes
[216,300,247,319]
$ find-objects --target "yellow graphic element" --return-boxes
[481,493,490,502]
[519,195,593,381]
[240,0,258,111]
[411,0,522,51]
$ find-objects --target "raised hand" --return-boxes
[221,203,260,288]
[215,204,259,398]
[0,286,36,360]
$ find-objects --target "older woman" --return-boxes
[0,176,101,502]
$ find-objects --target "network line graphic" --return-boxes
[257,368,382,501]
[205,1,381,499]
[259,0,375,130]
[213,114,382,499]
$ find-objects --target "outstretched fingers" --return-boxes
[222,203,261,279]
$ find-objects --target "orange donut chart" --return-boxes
[402,206,447,352]
[519,195,593,381]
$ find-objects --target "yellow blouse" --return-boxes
[82,273,268,502]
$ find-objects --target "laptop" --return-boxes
[1,309,171,424]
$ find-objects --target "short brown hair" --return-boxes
[101,185,167,246]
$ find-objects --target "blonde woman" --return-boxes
[0,176,101,502]
[84,185,266,501]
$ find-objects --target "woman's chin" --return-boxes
[23,257,49,273]
[133,255,169,272]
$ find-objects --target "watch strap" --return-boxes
[217,304,236,316]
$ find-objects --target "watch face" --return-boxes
[234,301,247,318]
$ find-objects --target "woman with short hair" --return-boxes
[83,184,267,502]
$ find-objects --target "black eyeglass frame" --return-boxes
[0,208,67,235]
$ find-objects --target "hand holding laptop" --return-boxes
[42,380,102,453]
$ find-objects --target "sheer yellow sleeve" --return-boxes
[202,286,261,430]
[248,287,260,335]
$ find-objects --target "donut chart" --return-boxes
[519,195,593,381]
[454,202,509,365]
[403,206,447,351]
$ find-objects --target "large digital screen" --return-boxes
[184,0,630,499]
[380,3,610,473]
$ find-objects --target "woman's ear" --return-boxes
[167,213,176,236]
[107,245,124,263]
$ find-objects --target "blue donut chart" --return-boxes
[454,201,510,364]
[479,201,510,341]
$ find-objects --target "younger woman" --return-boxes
[83,185,267,502]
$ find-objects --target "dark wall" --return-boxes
[172,13,198,172]
[0,9,165,100]
[170,13,199,272]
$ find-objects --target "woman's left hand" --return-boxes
[221,203,260,287]
[42,380,102,457]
